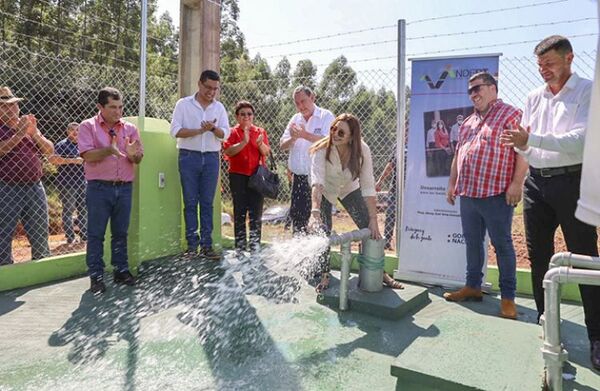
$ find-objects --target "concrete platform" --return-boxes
[317,272,430,319]
[0,256,598,390]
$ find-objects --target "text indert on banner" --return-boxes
[396,54,500,287]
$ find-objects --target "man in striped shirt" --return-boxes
[444,72,528,319]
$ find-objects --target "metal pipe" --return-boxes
[327,228,371,311]
[549,252,600,270]
[138,0,148,132]
[339,242,352,311]
[543,262,600,390]
[396,19,407,258]
[328,228,371,246]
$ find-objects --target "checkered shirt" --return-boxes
[455,99,522,198]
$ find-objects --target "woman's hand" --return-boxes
[308,211,323,234]
[256,133,263,147]
[243,127,250,144]
[368,216,382,240]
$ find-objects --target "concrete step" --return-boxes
[317,272,430,319]
[390,310,545,390]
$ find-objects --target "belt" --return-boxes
[91,180,132,186]
[530,164,582,178]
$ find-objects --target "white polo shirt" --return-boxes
[518,73,591,168]
[170,94,231,152]
[310,141,377,204]
[280,106,335,175]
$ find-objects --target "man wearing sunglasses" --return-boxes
[170,70,230,260]
[78,87,143,294]
[445,72,528,320]
[280,86,334,235]
[501,35,600,370]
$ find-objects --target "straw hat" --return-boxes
[0,87,24,104]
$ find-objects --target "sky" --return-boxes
[156,0,598,76]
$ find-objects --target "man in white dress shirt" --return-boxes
[280,86,335,234]
[170,70,230,259]
[501,35,600,369]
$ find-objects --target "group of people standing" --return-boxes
[445,35,599,370]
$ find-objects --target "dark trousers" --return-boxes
[59,184,87,243]
[86,181,132,279]
[384,191,396,248]
[524,171,600,341]
[290,174,310,234]
[319,189,370,273]
[229,173,264,251]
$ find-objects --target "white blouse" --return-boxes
[310,140,377,204]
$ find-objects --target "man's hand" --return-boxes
[290,124,301,140]
[109,135,126,158]
[15,116,29,138]
[200,119,217,133]
[505,181,523,206]
[500,125,529,150]
[125,137,142,160]
[308,212,323,234]
[446,186,456,206]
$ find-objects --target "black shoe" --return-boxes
[113,270,136,286]
[199,247,221,260]
[592,340,600,370]
[90,277,106,294]
[181,249,198,259]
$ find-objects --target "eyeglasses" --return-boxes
[467,83,492,95]
[201,82,219,92]
[238,112,253,117]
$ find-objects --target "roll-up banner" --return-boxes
[396,54,500,287]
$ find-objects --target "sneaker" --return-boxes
[113,270,136,286]
[90,277,106,294]
[199,247,221,260]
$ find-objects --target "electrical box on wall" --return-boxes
[158,172,165,188]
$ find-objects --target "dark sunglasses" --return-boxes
[467,83,492,95]
[333,127,347,138]
[238,112,254,117]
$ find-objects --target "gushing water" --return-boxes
[30,234,331,390]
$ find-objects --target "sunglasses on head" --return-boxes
[467,83,492,95]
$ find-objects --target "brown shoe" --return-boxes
[500,298,517,319]
[443,286,483,302]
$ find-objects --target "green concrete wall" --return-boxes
[0,117,223,292]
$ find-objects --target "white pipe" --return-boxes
[543,262,600,390]
[327,228,371,311]
[328,228,371,246]
[339,242,352,311]
[549,252,600,270]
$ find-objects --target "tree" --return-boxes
[292,59,317,91]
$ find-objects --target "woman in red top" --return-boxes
[434,119,450,149]
[223,101,271,252]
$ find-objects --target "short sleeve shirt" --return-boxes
[223,124,270,176]
[54,138,85,188]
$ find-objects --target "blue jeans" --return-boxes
[86,181,132,278]
[0,181,50,265]
[59,183,87,243]
[178,150,219,250]
[460,194,516,299]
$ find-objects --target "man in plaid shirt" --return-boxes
[444,72,529,319]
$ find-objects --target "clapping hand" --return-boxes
[256,133,264,147]
[201,119,217,132]
[125,137,142,160]
[500,125,529,150]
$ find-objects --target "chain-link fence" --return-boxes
[0,41,597,263]
[0,42,177,264]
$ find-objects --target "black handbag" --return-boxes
[248,153,280,199]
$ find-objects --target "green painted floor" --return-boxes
[0,256,598,391]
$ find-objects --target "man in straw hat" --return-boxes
[0,86,54,265]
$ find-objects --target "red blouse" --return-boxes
[223,124,270,176]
